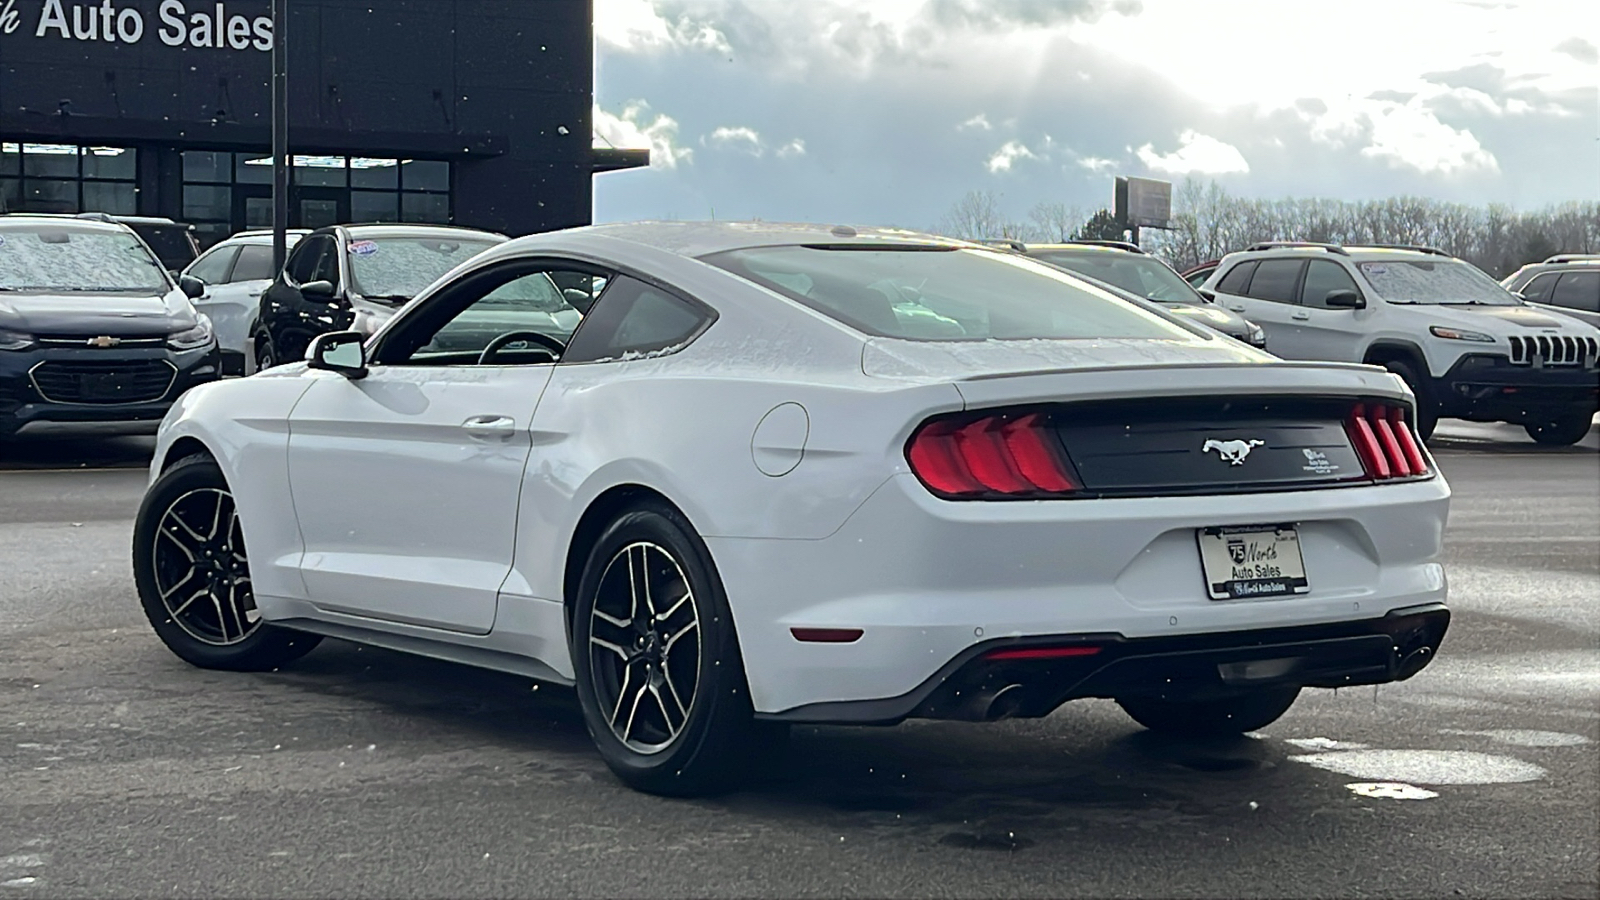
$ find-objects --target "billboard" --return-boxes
[1114,176,1172,229]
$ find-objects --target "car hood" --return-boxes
[1159,301,1252,335]
[1424,303,1597,334]
[862,336,1271,380]
[0,289,195,337]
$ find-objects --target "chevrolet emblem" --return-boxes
[87,335,121,348]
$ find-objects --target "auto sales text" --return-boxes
[0,0,272,51]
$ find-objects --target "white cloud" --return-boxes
[593,102,693,169]
[595,0,731,54]
[1077,155,1117,173]
[1360,103,1500,175]
[776,139,807,159]
[706,126,766,156]
[986,140,1039,173]
[1136,130,1249,174]
[958,113,992,132]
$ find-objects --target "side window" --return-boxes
[1550,272,1600,313]
[375,262,593,366]
[186,247,236,284]
[310,241,342,289]
[1245,259,1304,304]
[284,237,327,284]
[228,245,278,283]
[1301,260,1361,309]
[562,276,713,364]
[1518,272,1558,303]
[1215,261,1256,295]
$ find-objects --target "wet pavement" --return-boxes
[0,422,1595,898]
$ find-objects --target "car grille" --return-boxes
[1507,335,1598,367]
[36,335,166,349]
[29,359,177,405]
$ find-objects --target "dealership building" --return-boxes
[0,0,643,246]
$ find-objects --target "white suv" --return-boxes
[1200,243,1600,445]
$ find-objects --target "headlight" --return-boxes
[168,315,215,350]
[1430,326,1495,343]
[0,327,35,351]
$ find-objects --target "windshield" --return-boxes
[703,246,1196,342]
[1358,259,1520,306]
[1029,251,1200,304]
[0,228,168,292]
[347,236,499,299]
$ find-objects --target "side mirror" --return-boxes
[1324,289,1365,309]
[1197,288,1217,302]
[178,274,206,299]
[300,280,337,301]
[307,331,368,379]
[1511,290,1528,302]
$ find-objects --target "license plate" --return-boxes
[1197,524,1310,600]
[79,373,127,400]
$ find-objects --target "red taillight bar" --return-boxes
[984,645,1102,661]
[1346,402,1429,481]
[907,411,1080,499]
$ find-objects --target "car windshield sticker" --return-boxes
[1364,263,1386,275]
[350,240,379,256]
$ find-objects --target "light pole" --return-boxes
[270,0,288,272]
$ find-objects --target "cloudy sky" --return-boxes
[592,0,1598,231]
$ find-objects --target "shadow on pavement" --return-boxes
[0,435,156,470]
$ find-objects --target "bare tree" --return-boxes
[936,190,1007,240]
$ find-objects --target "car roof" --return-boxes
[328,223,508,241]
[1221,244,1463,264]
[555,221,985,258]
[0,213,133,235]
[220,229,312,245]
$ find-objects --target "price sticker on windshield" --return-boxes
[349,240,378,256]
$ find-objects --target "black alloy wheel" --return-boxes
[1117,685,1301,737]
[254,335,277,372]
[133,454,320,670]
[1523,410,1594,446]
[570,502,782,795]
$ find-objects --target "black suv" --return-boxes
[0,215,220,440]
[76,213,201,273]
[252,223,505,369]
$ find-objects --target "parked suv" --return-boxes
[999,241,1267,348]
[76,213,201,273]
[179,229,308,374]
[1500,255,1600,328]
[1201,242,1600,444]
[0,215,219,439]
[252,224,505,370]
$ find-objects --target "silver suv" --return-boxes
[1200,242,1600,445]
[1500,255,1600,328]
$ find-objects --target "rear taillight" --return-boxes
[1346,403,1429,480]
[907,411,1079,498]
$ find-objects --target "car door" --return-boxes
[1288,259,1371,362]
[284,260,595,634]
[261,235,352,364]
[1213,259,1308,356]
[183,244,240,354]
[1540,271,1600,328]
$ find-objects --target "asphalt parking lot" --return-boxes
[1,422,1596,899]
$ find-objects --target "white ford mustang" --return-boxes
[135,222,1451,795]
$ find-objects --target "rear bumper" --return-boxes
[761,604,1449,724]
[1434,353,1600,421]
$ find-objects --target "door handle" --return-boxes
[1227,305,1246,312]
[461,415,516,439]
[1291,311,1311,321]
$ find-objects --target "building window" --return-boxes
[181,151,452,247]
[0,143,138,216]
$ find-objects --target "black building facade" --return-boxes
[0,0,639,246]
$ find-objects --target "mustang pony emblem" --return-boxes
[1203,438,1265,465]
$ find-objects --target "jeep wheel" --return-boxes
[1524,411,1594,446]
[1382,360,1438,440]
[1118,686,1301,737]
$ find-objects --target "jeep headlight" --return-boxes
[168,315,215,351]
[0,327,35,351]
[1430,325,1495,343]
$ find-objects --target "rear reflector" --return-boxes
[983,645,1102,661]
[790,628,864,643]
[1346,403,1429,480]
[908,411,1079,499]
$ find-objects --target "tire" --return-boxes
[254,334,278,371]
[570,502,780,796]
[1381,359,1438,440]
[1118,686,1301,738]
[132,454,321,671]
[1524,411,1594,446]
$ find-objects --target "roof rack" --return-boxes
[1245,241,1349,256]
[1350,243,1451,257]
[1058,239,1145,254]
[974,238,1025,252]
[1544,253,1600,264]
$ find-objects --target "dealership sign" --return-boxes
[0,0,272,51]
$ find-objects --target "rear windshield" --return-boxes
[1028,251,1201,304]
[1358,259,1520,306]
[347,235,500,299]
[0,228,168,293]
[702,246,1194,342]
